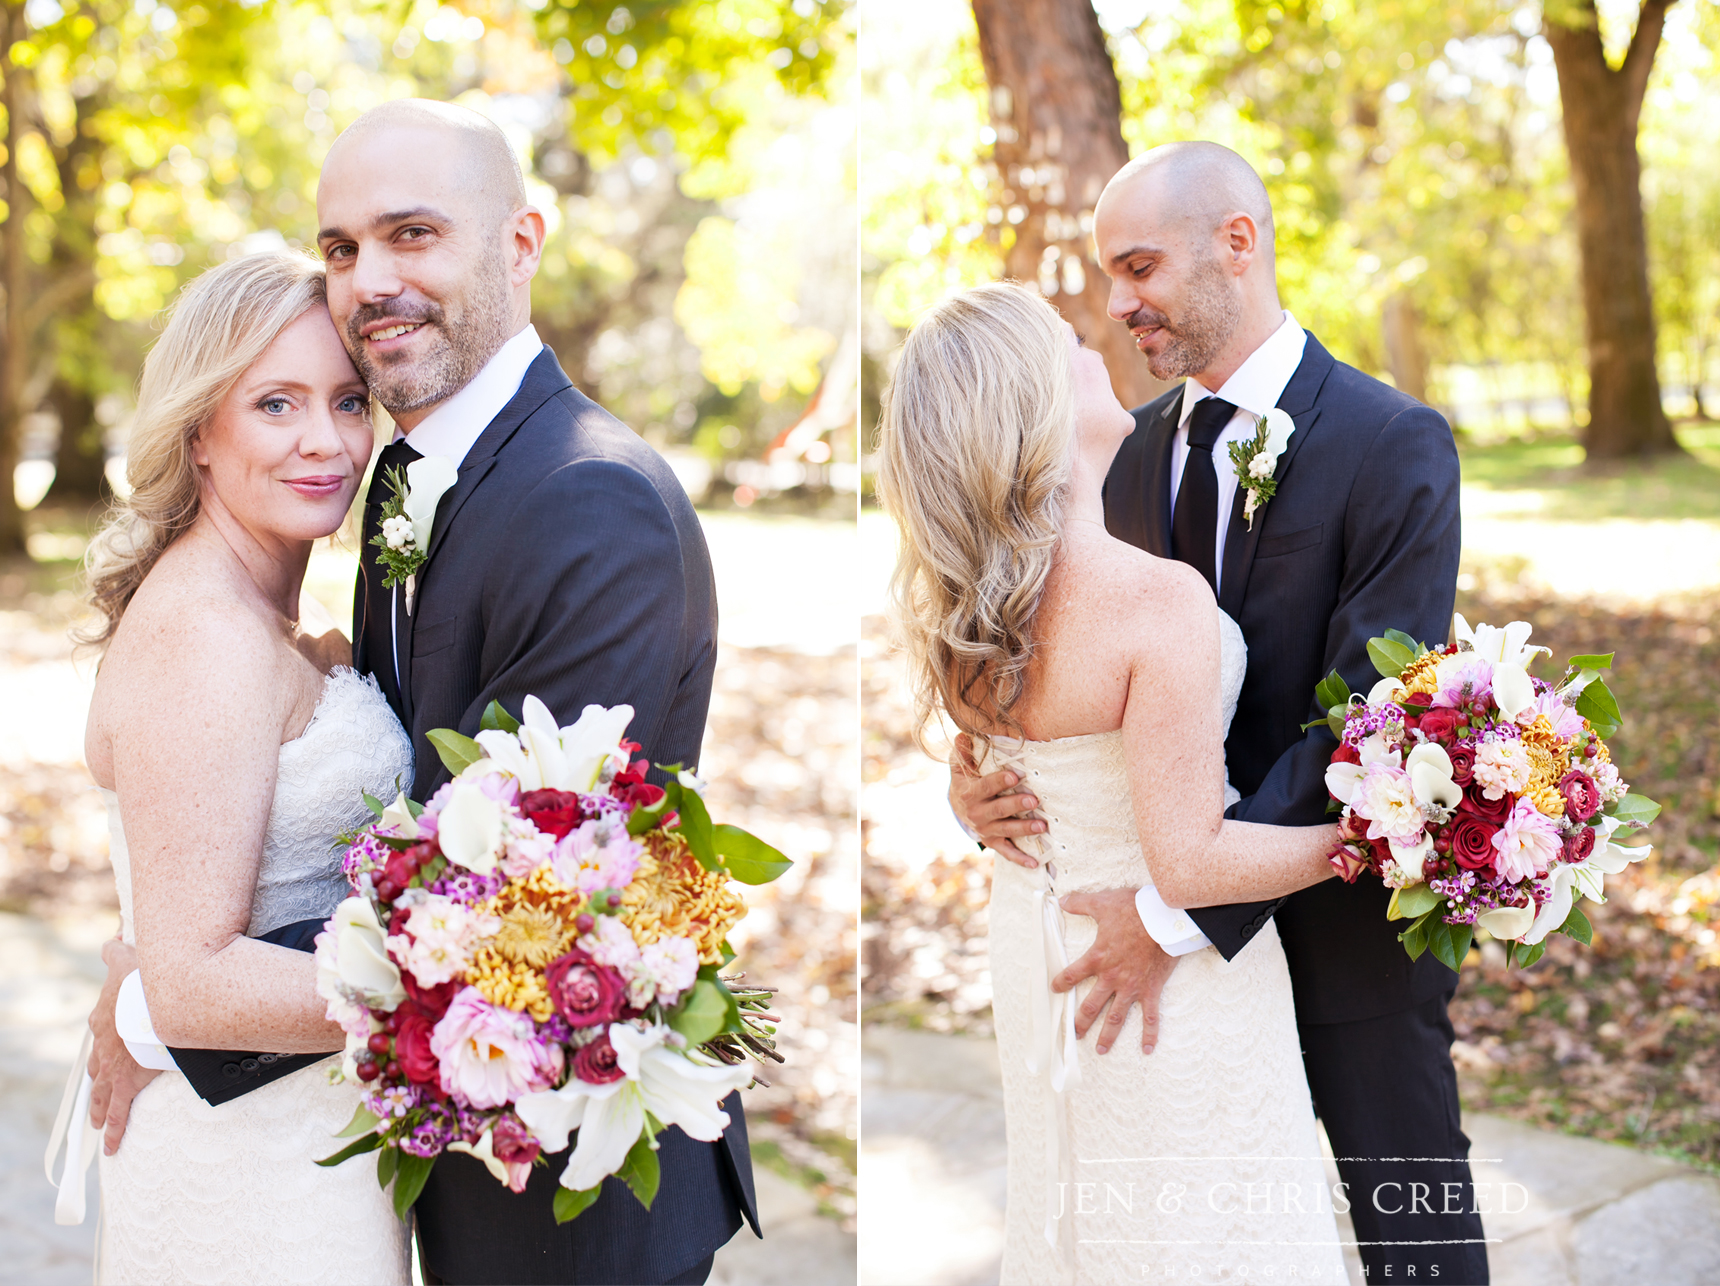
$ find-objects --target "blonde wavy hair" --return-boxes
[875,281,1075,752]
[82,251,331,647]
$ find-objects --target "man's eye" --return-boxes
[400,226,431,241]
[326,244,355,261]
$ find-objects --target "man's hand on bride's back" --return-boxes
[1054,889,1180,1056]
[949,733,1047,868]
[87,937,160,1156]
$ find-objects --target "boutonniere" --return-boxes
[1227,408,1296,530]
[371,454,458,615]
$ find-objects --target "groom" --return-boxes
[953,142,1489,1284]
[314,99,756,1284]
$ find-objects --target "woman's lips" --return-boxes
[283,475,346,498]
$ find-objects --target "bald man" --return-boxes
[954,141,1489,1284]
[321,98,752,1286]
[84,99,755,1286]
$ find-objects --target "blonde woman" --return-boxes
[69,252,411,1282]
[876,282,1348,1285]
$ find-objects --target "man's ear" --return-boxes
[505,207,547,287]
[1221,212,1260,275]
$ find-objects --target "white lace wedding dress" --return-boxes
[986,613,1350,1285]
[95,667,413,1285]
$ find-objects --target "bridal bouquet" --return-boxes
[1316,616,1659,971]
[312,697,789,1222]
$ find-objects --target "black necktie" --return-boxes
[1170,397,1235,595]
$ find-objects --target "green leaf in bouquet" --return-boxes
[1605,794,1661,828]
[1313,669,1352,713]
[1387,884,1442,922]
[315,1130,384,1167]
[428,729,484,776]
[480,700,521,734]
[674,788,719,872]
[1382,628,1425,658]
[1513,940,1546,970]
[335,1103,382,1138]
[627,795,671,836]
[1429,921,1473,973]
[618,1133,661,1210]
[1398,908,1438,960]
[1574,680,1623,738]
[668,978,730,1046]
[376,1140,399,1190]
[712,824,794,884]
[391,1152,435,1220]
[363,792,386,818]
[1559,905,1593,946]
[554,1184,603,1224]
[1367,635,1416,679]
[719,939,738,966]
[1567,653,1614,672]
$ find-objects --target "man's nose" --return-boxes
[1105,274,1137,324]
[350,244,404,306]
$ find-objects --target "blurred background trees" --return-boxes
[0,0,857,555]
[863,0,1720,463]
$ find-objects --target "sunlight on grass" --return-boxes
[1460,423,1720,522]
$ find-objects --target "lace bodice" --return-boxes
[105,667,413,941]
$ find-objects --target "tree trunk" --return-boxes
[1544,0,1680,459]
[968,0,1168,410]
[0,3,31,552]
[44,379,109,504]
[1382,290,1430,406]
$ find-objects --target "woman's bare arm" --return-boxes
[107,596,343,1051]
[1121,568,1338,910]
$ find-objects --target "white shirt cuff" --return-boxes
[1135,886,1212,957]
[115,969,178,1071]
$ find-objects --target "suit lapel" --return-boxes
[398,348,574,697]
[1216,333,1335,618]
[1142,394,1180,558]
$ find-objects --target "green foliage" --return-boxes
[480,700,521,735]
[711,822,794,883]
[553,1183,603,1223]
[428,729,483,777]
[617,1133,661,1209]
[1368,633,1417,678]
[667,976,731,1044]
[390,1151,434,1220]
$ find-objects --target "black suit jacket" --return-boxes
[1104,332,1459,1026]
[355,347,756,1283]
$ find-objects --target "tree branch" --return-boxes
[22,264,98,334]
[1620,0,1675,127]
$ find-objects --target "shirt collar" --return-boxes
[396,324,544,468]
[1177,311,1308,430]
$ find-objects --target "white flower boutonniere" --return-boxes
[1226,408,1296,530]
[371,454,458,615]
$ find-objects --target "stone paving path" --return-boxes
[0,911,853,1286]
[861,1027,1720,1286]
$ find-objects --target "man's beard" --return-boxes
[1126,252,1241,381]
[347,262,514,416]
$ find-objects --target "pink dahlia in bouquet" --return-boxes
[313,696,789,1222]
[1316,616,1660,971]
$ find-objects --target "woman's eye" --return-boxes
[260,397,290,415]
[338,395,368,414]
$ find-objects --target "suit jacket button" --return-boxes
[258,1053,277,1065]
[1241,923,1255,939]
[240,1057,260,1072]
[222,1062,242,1079]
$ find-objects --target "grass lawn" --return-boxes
[1458,421,1720,521]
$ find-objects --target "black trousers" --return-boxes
[1301,991,1491,1285]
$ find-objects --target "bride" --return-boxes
[876,281,1350,1285]
[73,251,411,1282]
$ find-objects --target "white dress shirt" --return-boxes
[389,323,545,688]
[1168,311,1307,598]
[1136,311,1308,955]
